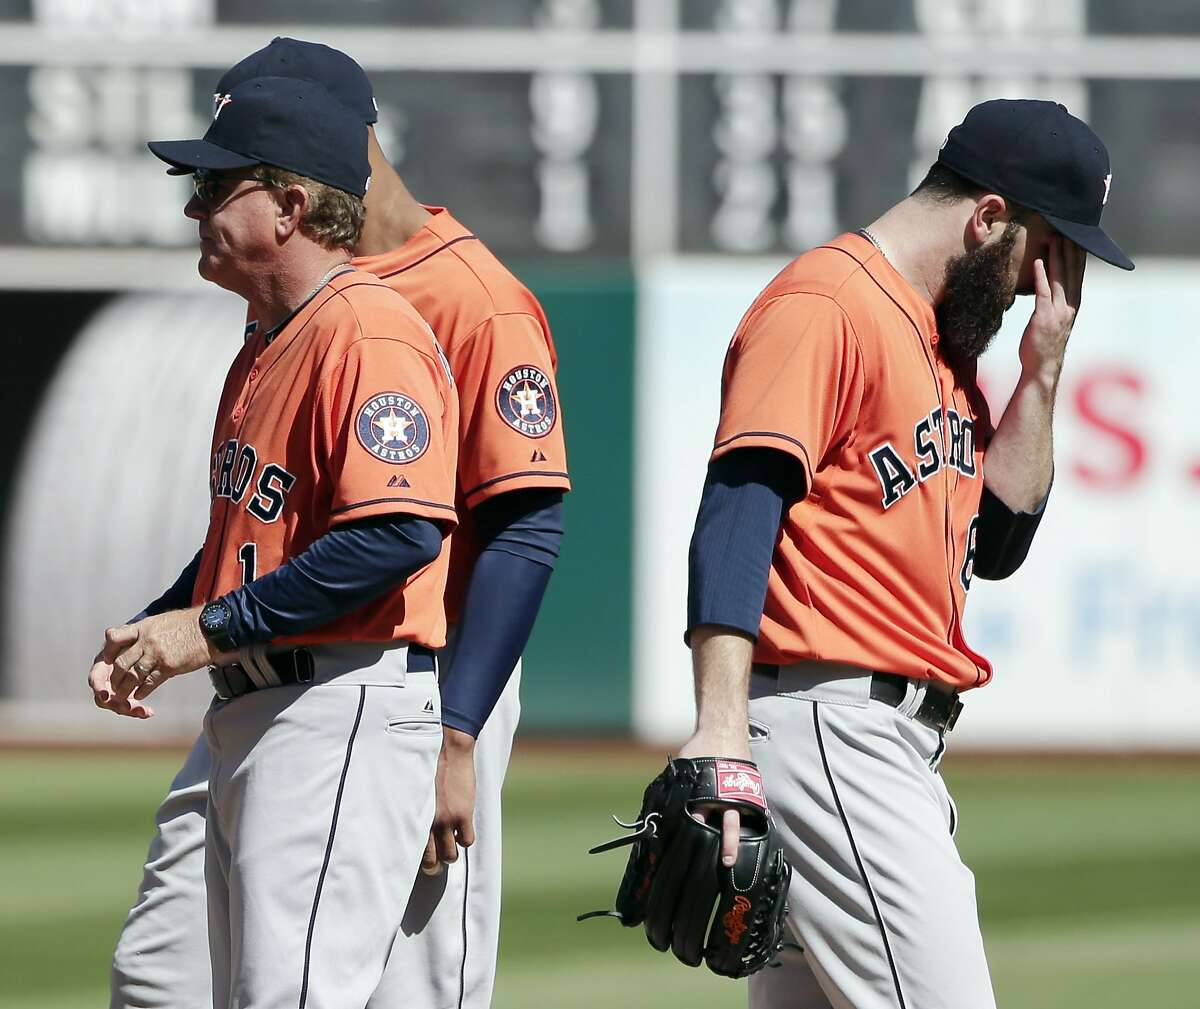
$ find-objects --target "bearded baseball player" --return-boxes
[587,101,1132,1003]
[88,75,462,1007]
[101,40,568,1009]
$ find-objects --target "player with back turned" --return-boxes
[587,101,1133,1004]
[99,39,569,1009]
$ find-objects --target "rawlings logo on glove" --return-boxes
[577,756,792,979]
[723,895,753,944]
[715,761,765,805]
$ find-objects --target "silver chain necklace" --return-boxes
[262,263,355,345]
[857,227,888,262]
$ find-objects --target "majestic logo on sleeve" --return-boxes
[496,365,557,438]
[355,392,430,464]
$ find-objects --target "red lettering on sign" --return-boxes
[1072,369,1146,490]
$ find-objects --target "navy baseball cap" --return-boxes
[217,37,377,125]
[147,76,370,197]
[938,99,1133,271]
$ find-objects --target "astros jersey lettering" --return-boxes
[353,207,571,619]
[713,232,993,689]
[194,269,458,648]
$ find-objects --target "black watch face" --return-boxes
[201,602,229,634]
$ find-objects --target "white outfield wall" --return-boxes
[633,256,1200,750]
[1,288,244,743]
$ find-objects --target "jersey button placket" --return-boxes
[233,369,259,422]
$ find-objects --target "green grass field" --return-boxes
[1,748,1197,1008]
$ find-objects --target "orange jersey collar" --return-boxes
[352,206,477,279]
[825,232,939,348]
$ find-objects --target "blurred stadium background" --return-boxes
[0,1,1197,1006]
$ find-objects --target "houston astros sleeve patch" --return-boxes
[355,391,431,464]
[496,365,557,438]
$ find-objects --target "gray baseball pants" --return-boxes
[111,641,441,1009]
[110,641,518,1009]
[369,660,521,1009]
[746,662,997,1009]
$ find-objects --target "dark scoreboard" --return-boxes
[0,0,1198,264]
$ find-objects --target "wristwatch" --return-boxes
[198,599,237,653]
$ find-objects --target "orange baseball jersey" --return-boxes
[713,232,994,690]
[193,269,459,648]
[353,207,571,619]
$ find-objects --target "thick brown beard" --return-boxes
[935,221,1021,371]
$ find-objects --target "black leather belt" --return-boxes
[754,665,963,734]
[870,671,963,733]
[209,644,436,701]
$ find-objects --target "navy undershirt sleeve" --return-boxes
[440,489,564,738]
[472,488,564,568]
[686,448,807,643]
[220,514,443,647]
[973,479,1052,581]
[131,550,203,623]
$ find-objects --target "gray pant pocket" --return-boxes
[385,713,441,734]
[748,716,771,744]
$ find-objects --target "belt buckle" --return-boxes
[294,648,315,684]
[944,696,964,733]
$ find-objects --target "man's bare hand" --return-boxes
[1020,236,1085,388]
[104,606,219,707]
[88,639,153,719]
[421,726,478,874]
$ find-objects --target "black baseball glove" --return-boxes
[578,756,791,978]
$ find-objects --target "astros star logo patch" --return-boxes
[496,365,557,438]
[355,392,430,464]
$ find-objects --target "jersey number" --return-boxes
[238,542,257,585]
[960,515,979,591]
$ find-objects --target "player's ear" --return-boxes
[274,183,310,241]
[966,193,1007,248]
